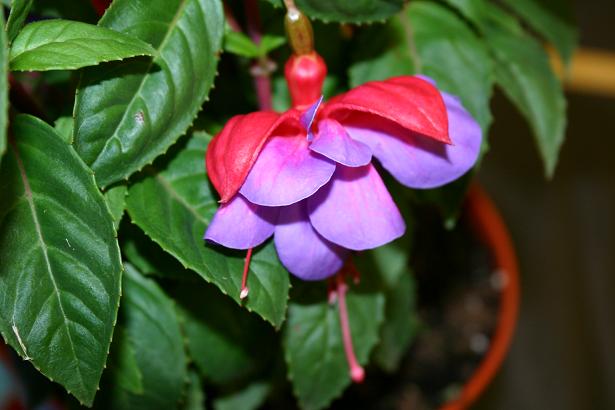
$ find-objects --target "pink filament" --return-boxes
[336,273,365,383]
[240,248,253,299]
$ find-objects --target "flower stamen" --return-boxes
[240,247,253,300]
[336,272,365,383]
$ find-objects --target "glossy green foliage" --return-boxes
[184,371,206,410]
[224,30,286,58]
[73,0,224,188]
[213,381,270,410]
[0,115,122,405]
[447,0,566,176]
[355,240,418,372]
[125,132,290,327]
[174,281,276,386]
[0,7,7,162]
[266,0,405,23]
[348,17,415,86]
[409,2,494,134]
[373,272,418,372]
[0,0,574,407]
[5,0,33,43]
[284,280,385,410]
[104,184,128,231]
[98,264,187,409]
[502,0,577,65]
[9,20,155,71]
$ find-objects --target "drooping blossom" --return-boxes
[204,6,482,383]
[204,53,482,283]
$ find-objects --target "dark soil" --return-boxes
[334,206,503,410]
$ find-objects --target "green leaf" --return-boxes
[5,0,33,43]
[183,370,205,410]
[273,0,405,23]
[373,272,418,372]
[446,0,566,176]
[174,281,276,386]
[259,35,286,55]
[349,3,493,136]
[121,223,194,280]
[284,280,385,410]
[354,240,418,372]
[9,20,156,71]
[99,264,188,410]
[125,132,290,327]
[348,17,415,87]
[491,33,566,176]
[0,7,7,163]
[107,327,144,395]
[357,238,410,289]
[73,0,224,188]
[224,31,286,58]
[104,184,127,231]
[502,0,577,65]
[213,381,270,410]
[53,116,74,144]
[408,1,494,134]
[0,115,122,405]
[224,30,260,58]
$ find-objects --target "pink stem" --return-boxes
[244,0,273,110]
[336,273,365,383]
[240,247,253,300]
[223,3,241,33]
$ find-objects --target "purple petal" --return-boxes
[309,118,372,167]
[308,164,405,250]
[239,134,336,206]
[300,96,323,142]
[204,195,278,249]
[343,93,481,189]
[274,202,348,280]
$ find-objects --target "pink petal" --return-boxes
[239,134,336,207]
[274,202,348,281]
[206,110,301,203]
[309,118,372,167]
[204,195,278,250]
[344,93,481,189]
[308,164,405,250]
[300,96,323,141]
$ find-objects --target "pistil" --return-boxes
[240,247,253,299]
[336,272,365,383]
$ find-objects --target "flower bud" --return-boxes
[285,52,327,107]
[284,7,314,55]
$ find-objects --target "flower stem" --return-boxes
[336,272,365,383]
[240,247,253,300]
[244,0,273,110]
[283,0,297,10]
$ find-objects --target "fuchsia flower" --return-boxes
[204,53,482,283]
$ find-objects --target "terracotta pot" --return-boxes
[440,183,520,410]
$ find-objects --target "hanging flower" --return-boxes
[204,52,482,283]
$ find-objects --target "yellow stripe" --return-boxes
[551,48,615,98]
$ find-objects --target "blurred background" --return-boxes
[476,0,615,408]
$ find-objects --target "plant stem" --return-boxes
[283,0,297,10]
[244,0,273,110]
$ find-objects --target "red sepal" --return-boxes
[91,0,111,16]
[206,110,300,202]
[323,76,451,144]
